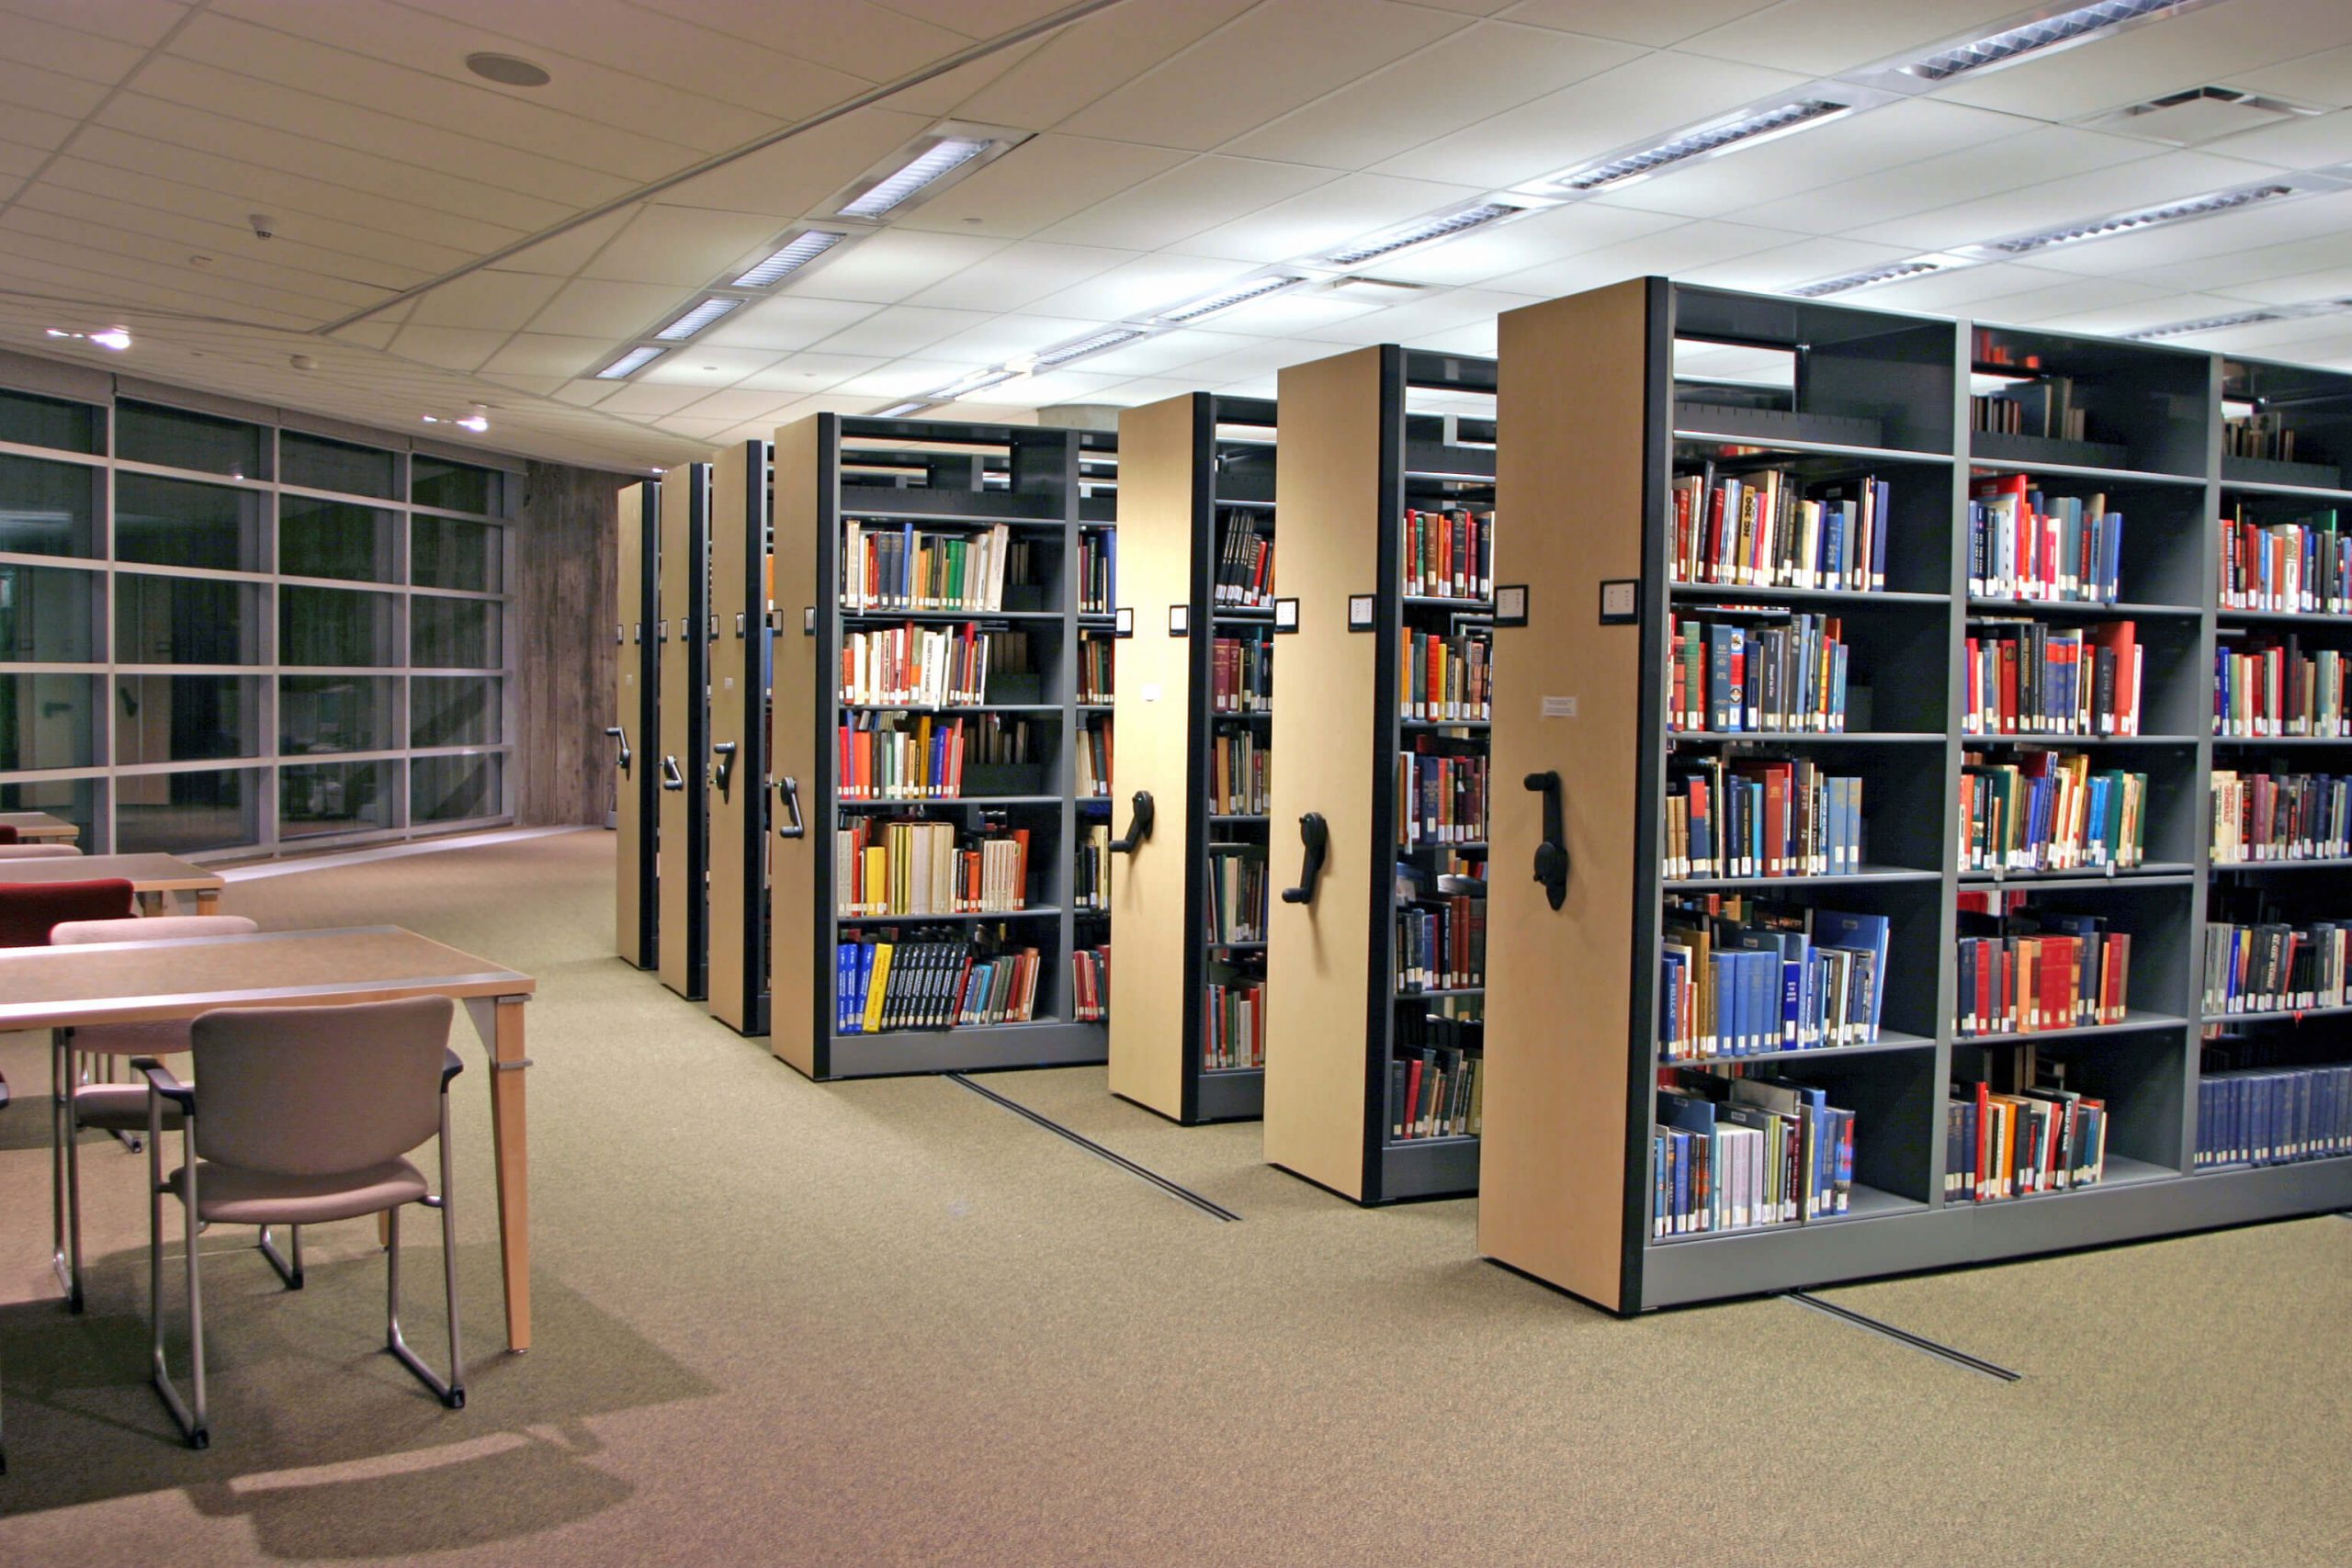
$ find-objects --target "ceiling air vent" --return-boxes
[2090,85,2322,145]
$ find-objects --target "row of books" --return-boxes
[2219,506,2345,614]
[2223,410,2301,463]
[2201,917,2347,1016]
[1668,612,1850,733]
[1663,755,1864,881]
[2210,770,2351,863]
[1079,526,1115,616]
[1206,851,1267,944]
[833,931,1043,1033]
[1953,912,2132,1036]
[1204,977,1264,1070]
[1400,630,1490,721]
[1077,715,1111,799]
[1210,725,1268,816]
[1945,1075,2109,1201]
[1971,378,2088,442]
[1668,468,1890,592]
[1399,506,1493,601]
[1655,1072,1856,1235]
[2214,637,2347,738]
[833,819,1030,917]
[1074,821,1109,913]
[840,622,1019,708]
[1396,744,1487,848]
[1079,630,1113,705]
[1395,894,1484,993]
[2197,1046,2352,1168]
[1071,943,1109,1023]
[1390,1041,1482,1141]
[1211,635,1272,714]
[1962,617,2143,737]
[1959,752,2148,874]
[837,713,1035,799]
[1658,900,1888,1059]
[1214,511,1275,608]
[841,522,1023,613]
[1967,474,2124,604]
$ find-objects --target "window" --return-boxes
[0,777,97,843]
[281,759,394,838]
[280,584,396,667]
[412,595,500,668]
[413,751,501,822]
[115,674,262,764]
[280,674,395,754]
[281,494,397,582]
[116,574,262,664]
[117,400,264,479]
[0,388,102,453]
[412,456,503,515]
[116,765,262,855]
[0,673,97,771]
[412,514,503,592]
[283,430,396,499]
[114,472,263,571]
[412,676,500,747]
[0,564,96,660]
[0,453,97,557]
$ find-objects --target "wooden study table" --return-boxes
[0,811,78,842]
[0,852,224,915]
[0,926,538,1351]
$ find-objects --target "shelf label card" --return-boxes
[1599,580,1638,624]
[1542,695,1577,719]
[1169,604,1190,637]
[1494,585,1529,626]
[1342,595,1370,632]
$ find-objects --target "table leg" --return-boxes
[195,891,220,917]
[137,891,163,917]
[466,995,531,1353]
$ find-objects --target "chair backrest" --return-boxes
[189,997,455,1176]
[0,879,138,948]
[0,844,84,859]
[0,825,16,844]
[51,914,258,945]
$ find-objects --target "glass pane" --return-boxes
[413,751,501,822]
[281,759,394,839]
[0,672,98,770]
[0,388,101,453]
[412,676,500,746]
[114,472,263,571]
[115,574,261,664]
[0,563,96,660]
[115,674,261,764]
[280,584,395,666]
[280,674,395,754]
[0,451,97,558]
[281,494,396,581]
[283,430,396,499]
[412,456,503,515]
[116,766,260,855]
[2,777,97,845]
[117,400,264,479]
[411,595,499,668]
[412,514,502,592]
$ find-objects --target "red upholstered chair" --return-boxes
[0,824,17,843]
[0,879,135,948]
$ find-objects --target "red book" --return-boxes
[1705,487,1728,581]
[1403,1058,1425,1140]
[2038,937,2077,1030]
[2088,620,2137,735]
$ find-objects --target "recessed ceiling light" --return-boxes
[653,297,744,341]
[466,51,551,88]
[874,400,933,419]
[1554,99,1854,192]
[927,367,1018,402]
[730,230,848,288]
[46,326,131,350]
[1318,202,1528,267]
[596,345,666,379]
[1034,328,1148,368]
[1977,182,2296,255]
[1787,257,1956,298]
[1897,0,2208,84]
[2125,308,2288,339]
[837,136,993,220]
[1155,275,1307,324]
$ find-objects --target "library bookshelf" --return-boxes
[767,414,1117,1080]
[1264,344,1496,1203]
[707,439,773,1035]
[1107,392,1278,1124]
[654,462,710,1003]
[612,479,659,971]
[1482,277,2352,1314]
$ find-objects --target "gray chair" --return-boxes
[48,915,262,1313]
[0,844,83,859]
[139,995,467,1449]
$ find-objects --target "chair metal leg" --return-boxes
[385,1100,464,1411]
[149,1100,208,1450]
[383,1201,462,1409]
[50,1030,79,1312]
[257,1224,304,1290]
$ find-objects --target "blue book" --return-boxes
[1813,909,1890,1033]
[1870,479,1891,589]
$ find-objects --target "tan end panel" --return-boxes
[768,419,824,1077]
[1107,395,1202,1119]
[707,444,755,1031]
[1262,347,1385,1200]
[615,482,646,964]
[1479,281,1654,1309]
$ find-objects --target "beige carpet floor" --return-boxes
[0,830,2346,1565]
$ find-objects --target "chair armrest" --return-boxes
[132,1056,196,1108]
[442,1046,466,1086]
[0,1066,11,1111]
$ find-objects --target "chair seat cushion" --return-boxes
[169,1157,427,1225]
[71,1019,193,1057]
[74,1082,185,1132]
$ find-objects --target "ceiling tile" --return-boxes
[807,305,994,357]
[1056,0,1471,152]
[1483,217,1806,296]
[1062,327,1263,379]
[524,278,694,339]
[1676,0,2026,77]
[2017,188,2352,283]
[1020,253,1260,320]
[331,322,401,351]
[1344,199,1686,287]
[653,108,934,215]
[893,135,1192,238]
[2231,43,2352,109]
[596,381,730,418]
[0,98,77,152]
[1178,290,1386,339]
[2204,107,2352,171]
[0,135,58,177]
[409,270,568,331]
[699,296,883,353]
[736,352,890,392]
[0,57,112,119]
[921,313,1112,366]
[884,0,1129,39]
[565,0,967,91]
[484,206,641,279]
[1036,154,1338,252]
[678,387,808,423]
[1674,234,1930,293]
[0,7,150,85]
[901,239,1136,311]
[828,358,992,398]
[0,0,189,50]
[1730,125,2158,238]
[946,0,1260,130]
[636,346,783,386]
[789,230,1012,305]
[1181,172,1489,265]
[388,324,507,373]
[1497,0,1774,48]
[1,198,393,313]
[582,205,792,288]
[1843,146,2288,253]
[477,372,569,397]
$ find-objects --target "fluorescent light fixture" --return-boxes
[1319,202,1527,267]
[1788,256,1958,298]
[1900,0,2199,83]
[1034,327,1148,368]
[47,326,131,350]
[873,400,933,419]
[654,297,744,341]
[1555,100,1851,192]
[838,136,991,220]
[1155,275,1307,323]
[1981,183,2294,255]
[2125,309,2288,339]
[927,367,1018,402]
[731,230,847,288]
[596,345,666,379]
[421,412,492,432]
